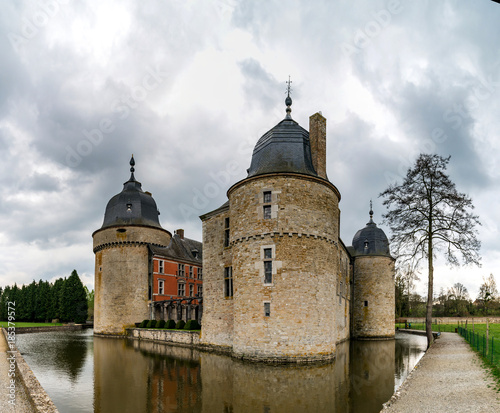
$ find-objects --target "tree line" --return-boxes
[0,270,89,324]
[396,273,500,318]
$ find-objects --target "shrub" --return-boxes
[175,320,186,329]
[146,320,157,329]
[157,319,166,329]
[140,319,149,328]
[165,320,176,329]
[184,320,201,330]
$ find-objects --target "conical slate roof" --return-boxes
[101,156,163,230]
[352,206,391,257]
[246,95,317,178]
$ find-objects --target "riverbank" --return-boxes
[382,332,500,412]
[0,329,58,412]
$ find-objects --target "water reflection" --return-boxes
[17,331,426,413]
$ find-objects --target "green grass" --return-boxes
[395,322,458,332]
[0,321,63,328]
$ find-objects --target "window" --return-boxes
[264,302,271,317]
[264,248,272,284]
[178,282,185,296]
[158,280,164,295]
[224,217,230,247]
[364,301,368,307]
[339,281,343,304]
[263,191,272,203]
[263,205,271,220]
[197,267,203,280]
[189,266,193,278]
[263,191,272,219]
[224,266,233,298]
[197,284,203,297]
[178,263,185,277]
[158,260,164,274]
[189,284,194,297]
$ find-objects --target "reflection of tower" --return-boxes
[93,156,171,335]
[349,339,395,412]
[351,203,395,339]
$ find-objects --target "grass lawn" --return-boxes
[0,321,63,328]
[396,322,500,338]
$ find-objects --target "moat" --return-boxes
[16,329,426,413]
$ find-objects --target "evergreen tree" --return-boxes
[60,270,88,323]
[49,278,65,321]
[36,280,51,322]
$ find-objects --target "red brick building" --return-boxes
[150,229,203,323]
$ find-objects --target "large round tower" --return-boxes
[227,96,342,362]
[351,204,395,339]
[93,156,171,335]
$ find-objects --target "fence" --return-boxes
[458,326,500,372]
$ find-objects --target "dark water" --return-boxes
[16,330,426,413]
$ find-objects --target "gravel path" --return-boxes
[0,331,35,412]
[382,332,500,413]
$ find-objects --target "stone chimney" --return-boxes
[309,112,327,179]
[176,229,184,239]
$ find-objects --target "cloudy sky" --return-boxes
[1,0,499,300]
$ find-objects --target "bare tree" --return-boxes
[477,274,498,315]
[380,154,481,347]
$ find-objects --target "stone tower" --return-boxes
[93,156,171,335]
[201,93,350,362]
[351,204,395,339]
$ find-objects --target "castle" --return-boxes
[93,93,395,363]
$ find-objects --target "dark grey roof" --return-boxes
[150,234,202,265]
[351,217,392,257]
[101,157,163,230]
[200,200,229,221]
[247,117,317,178]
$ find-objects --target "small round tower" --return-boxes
[93,156,171,335]
[227,93,342,362]
[351,203,395,339]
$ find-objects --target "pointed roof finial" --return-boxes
[129,154,136,181]
[285,76,293,119]
[369,199,374,222]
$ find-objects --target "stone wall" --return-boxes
[1,328,59,412]
[93,225,170,335]
[227,174,342,362]
[130,328,201,346]
[352,255,395,339]
[199,205,234,349]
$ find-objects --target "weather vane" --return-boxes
[286,75,292,97]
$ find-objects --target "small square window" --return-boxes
[263,191,272,203]
[264,248,272,259]
[263,205,271,219]
[264,302,271,317]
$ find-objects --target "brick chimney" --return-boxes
[309,112,327,179]
[176,229,184,239]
